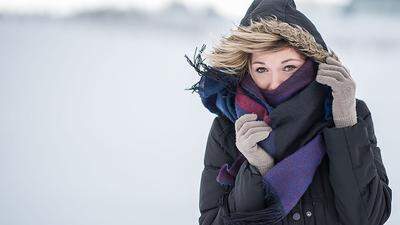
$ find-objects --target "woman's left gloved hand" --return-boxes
[316,56,357,128]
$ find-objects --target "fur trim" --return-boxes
[184,15,341,93]
[244,15,340,64]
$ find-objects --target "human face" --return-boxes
[249,47,306,91]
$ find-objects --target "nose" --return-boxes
[268,71,286,90]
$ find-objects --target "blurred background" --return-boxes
[0,0,399,224]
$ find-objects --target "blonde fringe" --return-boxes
[204,14,339,76]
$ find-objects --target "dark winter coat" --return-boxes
[198,98,392,225]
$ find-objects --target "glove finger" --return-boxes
[246,130,270,147]
[343,65,351,75]
[235,113,257,133]
[315,74,339,91]
[317,69,345,82]
[238,120,268,137]
[319,64,350,79]
[326,56,343,67]
[327,56,352,76]
[243,126,272,140]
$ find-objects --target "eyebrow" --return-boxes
[252,58,301,65]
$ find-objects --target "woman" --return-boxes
[185,1,392,225]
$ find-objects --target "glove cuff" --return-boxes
[333,107,357,128]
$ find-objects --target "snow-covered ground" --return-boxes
[0,8,399,225]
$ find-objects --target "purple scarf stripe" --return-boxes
[263,133,326,213]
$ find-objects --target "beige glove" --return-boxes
[316,56,357,128]
[234,113,274,176]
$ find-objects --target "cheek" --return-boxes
[252,74,271,89]
[282,72,294,80]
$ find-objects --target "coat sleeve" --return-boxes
[198,117,267,225]
[322,99,392,225]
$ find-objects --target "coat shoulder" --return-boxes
[355,98,372,120]
[208,115,237,160]
[212,115,235,135]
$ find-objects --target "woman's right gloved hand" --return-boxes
[234,113,275,176]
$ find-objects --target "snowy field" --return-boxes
[0,9,399,225]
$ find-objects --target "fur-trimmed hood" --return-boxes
[239,0,338,63]
[185,0,338,110]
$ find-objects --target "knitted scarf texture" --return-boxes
[192,56,334,224]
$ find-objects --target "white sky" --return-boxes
[0,0,349,18]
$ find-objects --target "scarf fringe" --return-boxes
[184,44,240,95]
[216,154,246,186]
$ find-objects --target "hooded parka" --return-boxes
[197,1,392,225]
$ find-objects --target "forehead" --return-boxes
[251,47,303,61]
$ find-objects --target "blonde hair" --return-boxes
[204,15,337,77]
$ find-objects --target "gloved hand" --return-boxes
[234,113,274,176]
[316,56,357,128]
